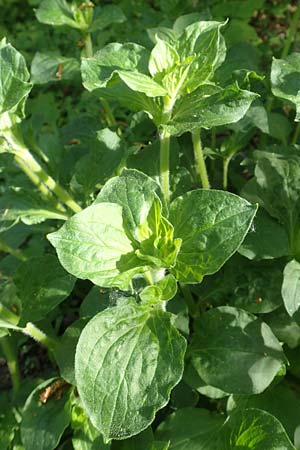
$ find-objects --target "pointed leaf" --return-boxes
[282,259,300,320]
[35,0,79,28]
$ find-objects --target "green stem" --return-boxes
[0,304,20,324]
[192,130,210,189]
[223,155,233,191]
[292,122,300,144]
[0,238,27,261]
[23,322,58,351]
[180,284,198,318]
[99,97,117,127]
[84,32,93,58]
[281,3,300,59]
[1,337,21,395]
[160,129,171,203]
[6,131,81,213]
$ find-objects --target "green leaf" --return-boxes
[165,84,258,135]
[190,306,285,394]
[155,407,223,449]
[0,404,18,450]
[265,308,300,349]
[71,403,109,450]
[47,203,147,290]
[169,189,257,283]
[31,52,80,84]
[21,378,71,450]
[35,0,79,29]
[140,274,177,304]
[0,39,32,117]
[118,71,167,97]
[156,408,295,449]
[239,209,289,260]
[111,428,170,450]
[219,408,296,449]
[75,302,186,441]
[81,43,150,91]
[90,5,126,32]
[54,318,88,385]
[94,169,164,241]
[282,259,300,320]
[227,383,300,440]
[79,287,110,318]
[148,38,180,78]
[271,53,300,120]
[242,148,300,257]
[14,255,75,324]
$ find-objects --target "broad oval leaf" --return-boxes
[169,189,257,283]
[47,203,148,290]
[14,255,76,324]
[35,0,79,29]
[190,306,285,394]
[75,302,186,440]
[31,52,80,84]
[21,378,71,450]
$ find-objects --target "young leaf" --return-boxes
[21,378,71,450]
[75,302,186,441]
[14,255,75,324]
[0,39,32,117]
[169,189,257,283]
[94,169,164,241]
[271,53,300,120]
[140,274,177,304]
[47,203,148,291]
[35,0,79,29]
[190,306,285,394]
[282,259,300,320]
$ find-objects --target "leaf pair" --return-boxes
[48,169,257,290]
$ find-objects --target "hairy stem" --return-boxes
[192,130,210,189]
[6,131,81,213]
[1,337,21,395]
[281,3,300,59]
[84,32,93,58]
[23,322,58,351]
[160,129,171,203]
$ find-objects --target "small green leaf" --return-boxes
[282,259,300,320]
[47,203,147,290]
[169,189,257,283]
[35,0,79,29]
[148,38,179,78]
[190,306,286,394]
[118,71,167,97]
[21,378,71,450]
[140,274,177,304]
[31,52,80,84]
[75,303,186,441]
[94,169,164,241]
[271,53,300,121]
[14,255,75,324]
